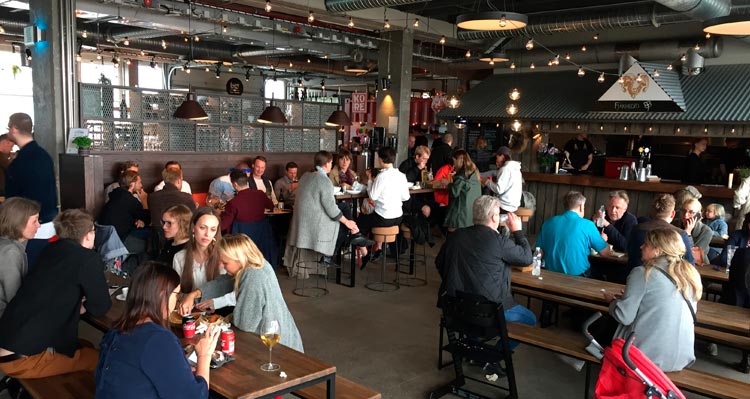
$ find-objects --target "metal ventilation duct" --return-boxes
[655,0,731,21]
[324,0,427,13]
[682,49,705,75]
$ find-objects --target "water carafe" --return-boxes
[618,166,630,180]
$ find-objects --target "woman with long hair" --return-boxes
[604,228,702,372]
[156,204,193,266]
[328,149,357,189]
[96,262,221,397]
[183,234,304,352]
[173,207,223,295]
[0,197,41,317]
[443,149,482,231]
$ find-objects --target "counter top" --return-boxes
[523,172,733,199]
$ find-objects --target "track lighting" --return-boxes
[348,17,354,28]
[440,35,446,45]
[384,19,390,30]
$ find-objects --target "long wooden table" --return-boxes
[590,253,729,283]
[85,286,336,399]
[511,269,750,336]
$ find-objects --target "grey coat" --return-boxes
[610,257,698,372]
[200,261,304,352]
[285,171,342,256]
[0,237,27,317]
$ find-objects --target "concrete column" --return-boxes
[376,29,413,165]
[28,0,77,163]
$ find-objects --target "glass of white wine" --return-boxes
[260,319,281,371]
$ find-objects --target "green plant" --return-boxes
[72,136,93,149]
[736,167,750,180]
[11,65,21,79]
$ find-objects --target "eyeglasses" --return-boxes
[161,220,173,226]
[683,209,698,215]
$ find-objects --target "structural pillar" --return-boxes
[29,0,77,170]
[376,29,413,165]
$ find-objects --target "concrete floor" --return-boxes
[3,236,750,398]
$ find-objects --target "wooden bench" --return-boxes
[294,375,381,399]
[18,371,95,399]
[507,322,750,399]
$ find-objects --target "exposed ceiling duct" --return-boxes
[654,0,731,21]
[81,32,240,61]
[682,48,705,75]
[324,0,429,13]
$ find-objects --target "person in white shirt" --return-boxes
[248,156,277,205]
[483,146,523,213]
[154,161,192,194]
[358,146,410,265]
[208,162,250,203]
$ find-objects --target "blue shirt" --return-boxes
[209,174,235,202]
[96,322,208,399]
[705,217,728,238]
[537,210,608,276]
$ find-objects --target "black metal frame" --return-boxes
[430,292,518,399]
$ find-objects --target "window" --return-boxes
[80,61,120,85]
[264,79,285,100]
[138,61,164,89]
[0,50,33,126]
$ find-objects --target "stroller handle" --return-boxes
[581,311,602,341]
[622,332,638,370]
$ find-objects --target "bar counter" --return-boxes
[523,172,734,235]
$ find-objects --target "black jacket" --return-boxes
[100,187,150,240]
[147,183,196,227]
[0,239,111,357]
[428,141,453,172]
[436,225,532,310]
[603,211,638,252]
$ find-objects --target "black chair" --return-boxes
[431,291,518,399]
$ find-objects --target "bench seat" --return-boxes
[294,375,381,399]
[18,371,95,399]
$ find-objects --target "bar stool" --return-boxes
[293,258,329,297]
[365,225,400,292]
[516,207,533,230]
[398,224,428,287]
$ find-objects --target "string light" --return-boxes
[265,0,272,12]
[525,39,534,50]
[565,53,570,60]
[552,55,560,65]
[509,88,521,101]
[96,51,102,60]
[705,32,711,39]
[581,45,587,52]
[308,11,315,23]
[653,69,660,77]
[126,58,132,66]
[289,60,293,67]
[348,17,354,28]
[384,19,390,29]
[465,49,471,58]
[694,43,701,51]
[680,53,687,62]
[577,67,585,77]
[161,40,167,50]
[123,37,129,46]
[593,33,599,40]
[509,62,516,69]
[222,25,228,33]
[81,30,88,38]
[140,50,145,56]
[506,103,518,115]
[489,60,494,65]
[667,64,673,70]
[307,58,311,64]
[194,36,200,42]
[413,18,420,28]
[499,15,507,28]
[439,35,446,45]
[597,73,605,83]
[529,62,535,69]
[75,52,82,62]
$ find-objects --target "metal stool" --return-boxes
[399,224,428,287]
[293,259,329,297]
[365,225,400,292]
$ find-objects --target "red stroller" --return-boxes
[583,312,686,399]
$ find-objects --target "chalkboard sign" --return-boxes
[483,126,497,152]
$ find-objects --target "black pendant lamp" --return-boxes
[326,88,352,127]
[173,90,208,120]
[257,97,287,124]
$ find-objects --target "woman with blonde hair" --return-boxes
[604,228,702,372]
[173,207,223,297]
[156,204,193,266]
[0,197,40,317]
[182,234,304,352]
[443,149,482,231]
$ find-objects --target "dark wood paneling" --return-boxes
[59,154,104,215]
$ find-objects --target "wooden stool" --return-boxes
[399,224,428,287]
[293,258,329,297]
[365,225,400,292]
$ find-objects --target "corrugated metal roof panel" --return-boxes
[438,64,750,123]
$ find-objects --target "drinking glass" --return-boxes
[260,320,281,371]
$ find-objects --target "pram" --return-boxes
[582,312,686,399]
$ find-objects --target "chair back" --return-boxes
[192,192,208,207]
[440,291,507,341]
[371,226,399,244]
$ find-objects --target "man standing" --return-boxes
[537,191,610,277]
[274,162,299,209]
[248,156,277,205]
[428,133,453,172]
[563,132,594,172]
[484,146,522,213]
[595,190,638,252]
[0,209,111,379]
[154,161,193,194]
[5,113,57,223]
[221,170,274,233]
[437,195,535,346]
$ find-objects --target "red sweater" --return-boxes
[220,188,274,232]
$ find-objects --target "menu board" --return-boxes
[465,125,500,151]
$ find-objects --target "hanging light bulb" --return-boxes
[298,79,303,87]
[547,60,553,67]
[593,33,599,40]
[308,11,315,23]
[227,67,233,72]
[529,62,535,69]
[552,55,560,65]
[265,0,272,12]
[512,120,522,131]
[81,30,88,39]
[618,75,624,84]
[577,67,585,77]
[123,37,129,46]
[694,43,701,51]
[194,36,200,42]
[581,45,587,52]
[465,49,471,58]
[222,25,228,34]
[161,40,167,50]
[667,64,673,71]
[413,18,420,28]
[384,19,390,30]
[75,53,82,62]
[111,56,119,66]
[96,51,102,60]
[348,17,354,28]
[289,61,293,67]
[506,103,518,115]
[183,36,189,43]
[653,69,660,77]
[597,73,605,83]
[307,58,311,64]
[140,50,146,56]
[489,60,495,65]
[510,62,516,69]
[509,88,521,101]
[705,32,711,39]
[499,15,507,28]
[150,57,157,69]
[525,39,534,50]
[439,35,446,45]
[565,52,571,60]
[680,53,687,62]
[205,66,210,72]
[126,58,132,66]
[448,95,460,109]
[321,79,326,91]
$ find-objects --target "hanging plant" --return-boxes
[11,65,21,79]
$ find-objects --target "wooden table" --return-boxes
[265,209,292,216]
[85,283,337,399]
[511,269,750,336]
[589,253,729,283]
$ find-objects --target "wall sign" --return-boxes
[352,92,367,113]
[226,78,243,96]
[593,63,684,112]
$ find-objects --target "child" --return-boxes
[705,203,729,238]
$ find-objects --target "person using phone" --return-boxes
[672,198,712,265]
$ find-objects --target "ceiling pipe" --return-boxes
[324,0,428,13]
[654,0,731,21]
[81,32,240,61]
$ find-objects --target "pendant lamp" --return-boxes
[257,97,288,124]
[326,88,352,127]
[173,89,208,120]
[456,11,527,31]
[703,15,750,35]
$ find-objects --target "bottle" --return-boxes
[596,205,606,229]
[532,247,542,276]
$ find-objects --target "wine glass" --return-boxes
[260,320,281,371]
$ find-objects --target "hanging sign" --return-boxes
[592,63,684,112]
[352,92,367,113]
[226,78,244,96]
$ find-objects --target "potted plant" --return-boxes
[72,136,93,156]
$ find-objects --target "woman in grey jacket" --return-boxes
[183,234,304,352]
[0,197,40,317]
[604,228,702,372]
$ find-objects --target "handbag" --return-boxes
[691,246,705,266]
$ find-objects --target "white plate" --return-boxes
[116,293,127,301]
[406,182,415,188]
[346,189,363,194]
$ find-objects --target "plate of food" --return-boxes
[169,310,204,326]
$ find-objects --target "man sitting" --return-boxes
[104,161,139,201]
[249,155,277,205]
[537,191,610,277]
[148,168,196,228]
[100,170,150,242]
[154,161,192,194]
[274,162,298,209]
[672,197,711,265]
[436,195,535,353]
[595,190,638,252]
[220,170,274,233]
[208,162,250,203]
[627,193,695,274]
[0,209,111,378]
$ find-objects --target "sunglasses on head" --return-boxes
[230,168,252,173]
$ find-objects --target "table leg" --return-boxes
[409,240,416,275]
[327,373,336,399]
